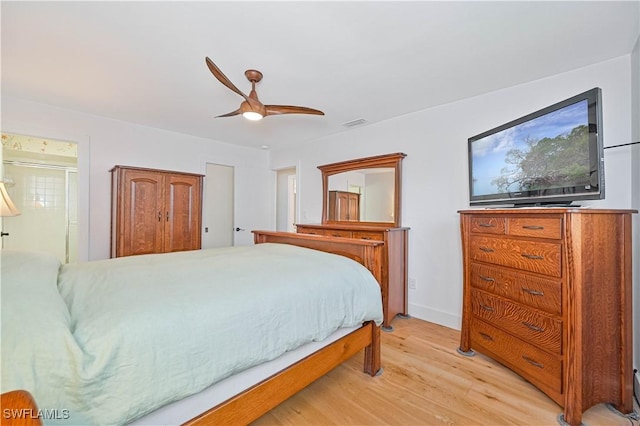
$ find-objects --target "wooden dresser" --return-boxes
[458,208,636,426]
[111,165,203,258]
[296,223,409,331]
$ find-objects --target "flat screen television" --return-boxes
[468,87,604,207]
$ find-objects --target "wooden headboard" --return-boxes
[252,230,384,286]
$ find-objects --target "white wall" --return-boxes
[1,96,272,260]
[271,55,636,331]
[363,171,395,223]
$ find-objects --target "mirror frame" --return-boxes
[319,152,406,227]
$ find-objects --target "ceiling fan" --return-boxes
[205,57,324,121]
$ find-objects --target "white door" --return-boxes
[275,167,296,232]
[203,163,234,248]
[287,174,296,232]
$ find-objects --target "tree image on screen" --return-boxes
[492,124,590,193]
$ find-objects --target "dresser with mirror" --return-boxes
[296,152,409,331]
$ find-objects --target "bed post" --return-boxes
[364,321,381,376]
[0,390,43,426]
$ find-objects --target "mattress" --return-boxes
[131,325,358,425]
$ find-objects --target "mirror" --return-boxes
[319,153,406,227]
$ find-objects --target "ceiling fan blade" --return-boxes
[215,108,242,118]
[205,57,249,101]
[265,105,325,116]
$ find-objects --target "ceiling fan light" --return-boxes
[242,111,263,121]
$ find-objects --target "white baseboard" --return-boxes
[407,303,461,331]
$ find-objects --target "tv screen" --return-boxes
[468,88,604,206]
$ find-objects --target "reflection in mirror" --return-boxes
[319,152,406,227]
[327,168,395,222]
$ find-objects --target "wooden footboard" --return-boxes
[252,230,384,286]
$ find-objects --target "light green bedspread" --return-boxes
[1,243,383,425]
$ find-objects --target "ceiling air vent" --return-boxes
[341,118,368,128]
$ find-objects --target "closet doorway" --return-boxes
[1,133,78,263]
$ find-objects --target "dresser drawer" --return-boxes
[296,227,327,236]
[471,289,561,354]
[470,318,562,395]
[470,235,561,277]
[470,217,506,235]
[508,218,562,240]
[352,231,384,241]
[324,229,354,238]
[470,263,561,315]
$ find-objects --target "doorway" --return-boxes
[203,163,234,248]
[275,167,297,232]
[1,133,78,263]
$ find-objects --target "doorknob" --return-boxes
[234,227,245,232]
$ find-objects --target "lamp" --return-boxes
[0,181,21,237]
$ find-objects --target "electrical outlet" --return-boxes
[408,278,417,290]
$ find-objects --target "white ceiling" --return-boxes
[2,1,639,150]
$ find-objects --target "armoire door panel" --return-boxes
[165,174,202,253]
[123,171,164,255]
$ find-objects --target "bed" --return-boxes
[1,231,384,425]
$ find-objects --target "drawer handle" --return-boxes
[331,234,342,237]
[360,237,372,240]
[522,225,544,230]
[478,223,494,228]
[479,247,495,253]
[521,253,544,260]
[480,304,494,312]
[522,322,545,332]
[479,332,494,341]
[522,355,544,369]
[522,287,544,296]
[479,275,496,282]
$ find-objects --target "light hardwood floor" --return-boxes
[253,318,639,425]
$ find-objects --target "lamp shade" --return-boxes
[0,182,21,217]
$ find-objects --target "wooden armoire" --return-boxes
[110,166,203,258]
[328,190,360,221]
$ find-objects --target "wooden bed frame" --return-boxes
[2,231,384,426]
